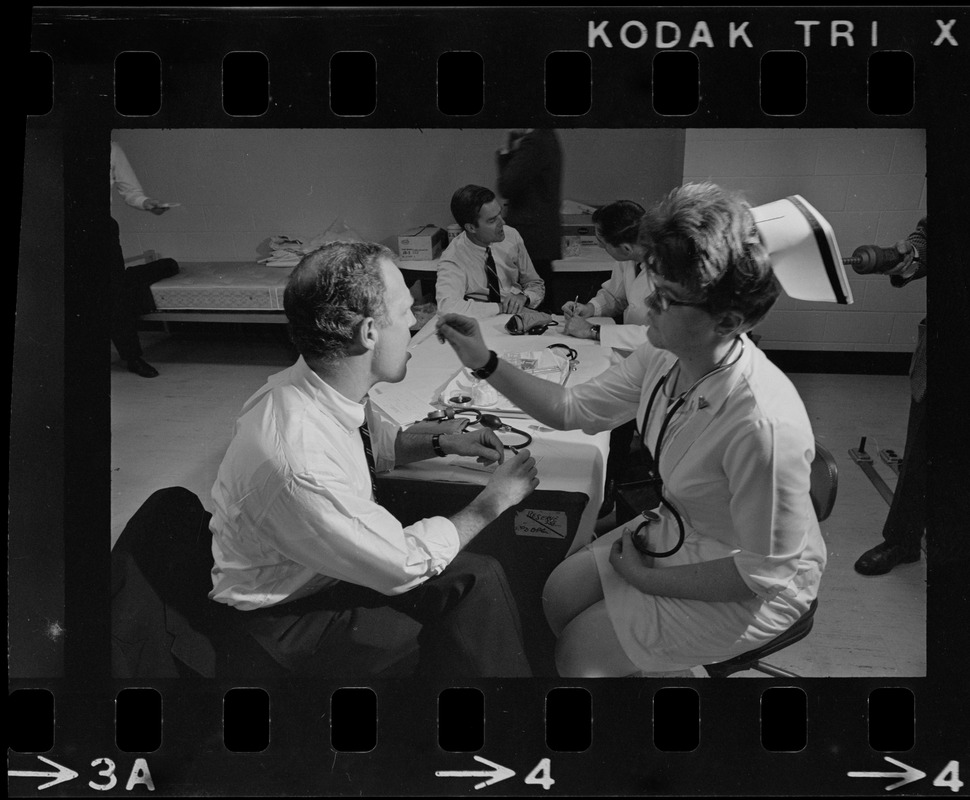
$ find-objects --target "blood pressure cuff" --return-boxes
[505,309,558,336]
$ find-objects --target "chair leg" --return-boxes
[749,661,804,678]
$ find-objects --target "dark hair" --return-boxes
[591,200,645,246]
[640,182,780,330]
[451,185,496,228]
[283,241,392,363]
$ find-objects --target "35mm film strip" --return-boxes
[13,5,970,797]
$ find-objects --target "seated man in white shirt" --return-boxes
[435,184,546,318]
[561,200,654,354]
[209,241,539,678]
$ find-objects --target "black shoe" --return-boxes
[854,542,920,575]
[127,357,159,378]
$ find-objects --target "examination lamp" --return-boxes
[751,195,854,305]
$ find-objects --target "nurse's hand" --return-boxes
[436,313,490,371]
[609,528,654,586]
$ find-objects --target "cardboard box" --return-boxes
[397,225,448,261]
[561,213,596,236]
[562,235,600,256]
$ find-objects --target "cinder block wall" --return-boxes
[683,128,926,353]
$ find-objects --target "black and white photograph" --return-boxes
[12,5,969,797]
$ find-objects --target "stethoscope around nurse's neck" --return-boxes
[628,336,744,558]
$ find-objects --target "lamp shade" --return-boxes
[752,195,853,304]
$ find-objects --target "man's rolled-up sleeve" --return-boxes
[259,472,461,596]
[589,265,628,318]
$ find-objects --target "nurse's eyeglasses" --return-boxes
[645,286,710,313]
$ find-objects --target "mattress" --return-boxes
[149,262,292,311]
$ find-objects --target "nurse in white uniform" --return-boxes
[436,182,826,677]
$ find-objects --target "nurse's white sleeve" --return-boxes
[724,418,817,600]
[561,342,652,434]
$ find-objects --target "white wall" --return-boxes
[112,128,684,260]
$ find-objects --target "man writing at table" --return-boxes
[436,184,546,318]
[561,199,654,354]
[208,241,538,678]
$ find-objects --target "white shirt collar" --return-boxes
[284,356,367,433]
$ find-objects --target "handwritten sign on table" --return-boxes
[514,509,568,539]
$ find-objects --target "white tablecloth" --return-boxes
[370,315,615,553]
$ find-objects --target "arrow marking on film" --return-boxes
[848,756,926,791]
[8,755,79,790]
[436,755,516,789]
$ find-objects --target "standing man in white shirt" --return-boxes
[561,200,654,354]
[435,184,546,318]
[209,241,539,678]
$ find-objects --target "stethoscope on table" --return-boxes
[629,337,744,558]
[419,343,579,450]
[422,405,533,451]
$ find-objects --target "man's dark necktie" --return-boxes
[359,419,380,503]
[484,247,501,303]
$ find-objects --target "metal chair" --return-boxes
[703,441,837,678]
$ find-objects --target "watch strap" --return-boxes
[471,350,500,380]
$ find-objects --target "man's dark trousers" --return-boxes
[240,552,533,679]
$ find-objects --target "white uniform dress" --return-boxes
[561,335,826,671]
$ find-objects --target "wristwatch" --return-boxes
[471,350,500,380]
[590,324,601,342]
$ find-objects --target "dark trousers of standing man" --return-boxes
[239,551,533,679]
[881,392,926,551]
[109,217,179,362]
[109,216,142,362]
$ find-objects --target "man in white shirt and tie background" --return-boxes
[435,184,546,318]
